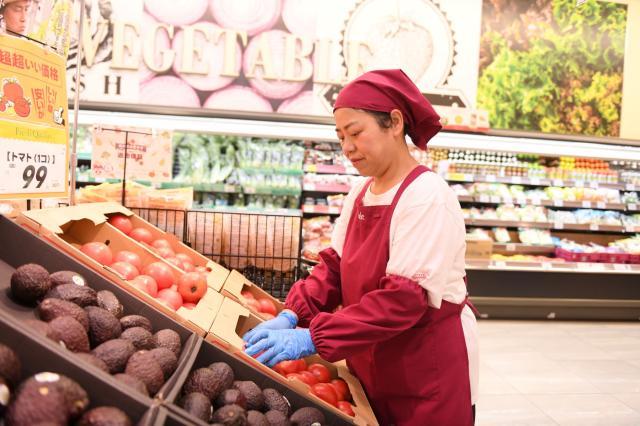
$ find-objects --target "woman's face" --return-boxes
[334,108,398,177]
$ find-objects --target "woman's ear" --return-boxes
[389,109,405,137]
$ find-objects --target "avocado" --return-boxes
[85,306,122,347]
[120,327,154,350]
[265,410,290,426]
[5,375,69,425]
[233,381,264,411]
[212,404,247,426]
[215,389,247,409]
[114,374,149,396]
[148,347,177,379]
[289,407,325,426]
[0,377,10,417]
[24,319,51,336]
[46,316,90,353]
[262,388,290,416]
[77,406,132,426]
[37,298,90,331]
[45,284,97,307]
[208,362,234,391]
[119,315,152,332]
[152,329,181,356]
[96,290,123,319]
[0,343,21,387]
[10,263,51,305]
[247,410,269,426]
[124,350,164,395]
[49,270,86,288]
[179,392,212,422]
[183,368,224,401]
[74,353,109,373]
[25,372,89,419]
[91,339,135,374]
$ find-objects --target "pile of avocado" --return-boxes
[0,342,133,425]
[180,362,326,425]
[9,263,183,398]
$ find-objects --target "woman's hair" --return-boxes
[360,109,409,136]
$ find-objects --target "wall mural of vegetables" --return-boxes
[477,0,627,137]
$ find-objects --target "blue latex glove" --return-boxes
[244,328,316,367]
[242,310,298,343]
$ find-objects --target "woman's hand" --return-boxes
[242,310,298,343]
[244,328,316,367]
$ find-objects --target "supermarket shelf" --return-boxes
[302,184,351,193]
[465,259,640,273]
[464,218,639,233]
[303,164,359,175]
[446,173,637,191]
[465,218,553,229]
[302,205,342,215]
[492,243,556,254]
[458,195,631,211]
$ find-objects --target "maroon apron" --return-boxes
[340,165,473,425]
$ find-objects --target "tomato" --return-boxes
[299,371,318,386]
[241,290,255,300]
[181,261,195,272]
[157,288,183,311]
[108,215,133,235]
[165,257,183,270]
[142,262,175,290]
[130,275,158,297]
[308,363,331,383]
[311,383,338,407]
[258,298,277,316]
[294,359,308,372]
[13,98,30,117]
[330,379,351,401]
[182,303,197,309]
[156,246,176,259]
[80,242,113,265]
[337,401,355,416]
[113,251,142,270]
[177,272,207,303]
[175,253,194,265]
[286,373,304,382]
[3,81,23,101]
[151,238,172,249]
[274,360,303,376]
[129,227,153,244]
[245,298,261,312]
[110,261,139,280]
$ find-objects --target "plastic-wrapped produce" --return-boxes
[282,0,318,38]
[493,228,511,243]
[139,13,172,83]
[145,0,208,26]
[140,76,200,107]
[243,30,306,100]
[172,22,240,92]
[210,0,282,36]
[204,86,273,112]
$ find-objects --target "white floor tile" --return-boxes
[526,394,640,426]
[476,394,558,426]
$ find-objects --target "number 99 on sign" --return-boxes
[22,165,48,189]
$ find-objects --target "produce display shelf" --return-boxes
[243,186,301,196]
[464,218,553,229]
[459,195,631,212]
[446,173,636,191]
[304,164,359,175]
[302,205,342,215]
[466,259,640,273]
[492,243,556,254]
[464,218,638,233]
[303,184,352,194]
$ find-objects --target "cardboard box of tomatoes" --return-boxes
[207,297,379,425]
[221,269,283,320]
[17,203,228,335]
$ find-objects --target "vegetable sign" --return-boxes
[0,34,69,199]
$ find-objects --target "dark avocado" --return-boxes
[91,339,135,374]
[0,343,21,387]
[289,407,325,426]
[215,389,247,409]
[265,410,290,426]
[120,327,154,350]
[148,347,177,379]
[45,284,97,307]
[24,319,51,336]
[262,388,290,416]
[247,410,269,426]
[96,290,124,319]
[124,350,164,395]
[25,372,89,419]
[208,362,234,391]
[77,406,132,426]
[5,375,69,426]
[37,298,90,331]
[46,316,90,353]
[49,270,86,288]
[152,329,181,356]
[74,353,109,373]
[85,306,122,347]
[212,404,247,426]
[114,374,149,396]
[233,381,264,411]
[183,368,224,402]
[119,315,152,332]
[10,263,51,305]
[179,392,212,422]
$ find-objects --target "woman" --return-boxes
[245,69,478,425]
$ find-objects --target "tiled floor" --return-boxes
[476,320,640,425]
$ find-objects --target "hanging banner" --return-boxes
[0,33,69,199]
[90,125,173,182]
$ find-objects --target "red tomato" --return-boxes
[241,290,255,300]
[337,401,355,416]
[177,272,207,303]
[108,215,133,235]
[311,383,338,407]
[175,253,194,265]
[142,262,174,290]
[181,261,195,272]
[156,246,176,259]
[285,373,304,382]
[308,363,331,383]
[182,303,197,309]
[113,251,142,270]
[258,298,277,316]
[151,238,172,249]
[110,261,139,280]
[131,275,158,297]
[80,242,113,265]
[3,81,23,101]
[299,371,319,386]
[129,228,153,244]
[245,298,261,312]
[274,360,303,376]
[157,288,183,311]
[294,359,308,372]
[165,257,183,269]
[330,379,351,401]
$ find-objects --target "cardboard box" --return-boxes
[17,205,222,335]
[221,269,285,320]
[208,297,379,425]
[465,238,493,259]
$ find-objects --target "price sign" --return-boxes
[596,202,606,209]
[0,35,69,199]
[494,261,507,268]
[541,262,553,270]
[589,223,599,231]
[582,201,592,208]
[511,177,522,184]
[626,183,636,191]
[506,244,516,252]
[486,175,497,182]
[479,195,490,203]
[553,200,564,207]
[530,177,541,185]
[574,180,584,188]
[554,221,564,230]
[613,264,630,272]
[463,174,474,181]
[628,204,638,211]
[552,179,564,187]
[490,196,501,203]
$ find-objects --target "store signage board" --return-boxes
[90,126,173,182]
[0,34,69,199]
